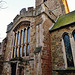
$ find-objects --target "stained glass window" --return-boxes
[63,34,74,67]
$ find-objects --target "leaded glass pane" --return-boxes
[17,31,20,45]
[20,30,23,44]
[27,27,30,42]
[23,46,25,56]
[63,34,74,67]
[26,45,29,56]
[24,29,26,43]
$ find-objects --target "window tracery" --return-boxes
[12,21,30,58]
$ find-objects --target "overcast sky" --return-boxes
[0,0,75,42]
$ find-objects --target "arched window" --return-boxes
[63,33,74,67]
[12,21,30,58]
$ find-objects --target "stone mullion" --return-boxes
[21,45,23,57]
[14,47,16,58]
[16,32,18,47]
[25,28,28,56]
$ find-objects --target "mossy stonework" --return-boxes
[50,23,75,75]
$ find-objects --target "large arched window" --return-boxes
[63,33,74,67]
[12,21,30,58]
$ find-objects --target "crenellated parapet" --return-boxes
[6,3,57,33]
[6,22,13,33]
[20,7,35,16]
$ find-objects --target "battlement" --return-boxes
[20,7,35,16]
[7,22,13,33]
[13,6,43,23]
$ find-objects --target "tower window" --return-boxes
[63,33,74,67]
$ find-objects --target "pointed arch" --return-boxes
[63,32,74,67]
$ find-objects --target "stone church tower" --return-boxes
[1,0,70,75]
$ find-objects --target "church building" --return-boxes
[1,0,75,75]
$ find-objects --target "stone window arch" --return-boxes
[62,32,74,67]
